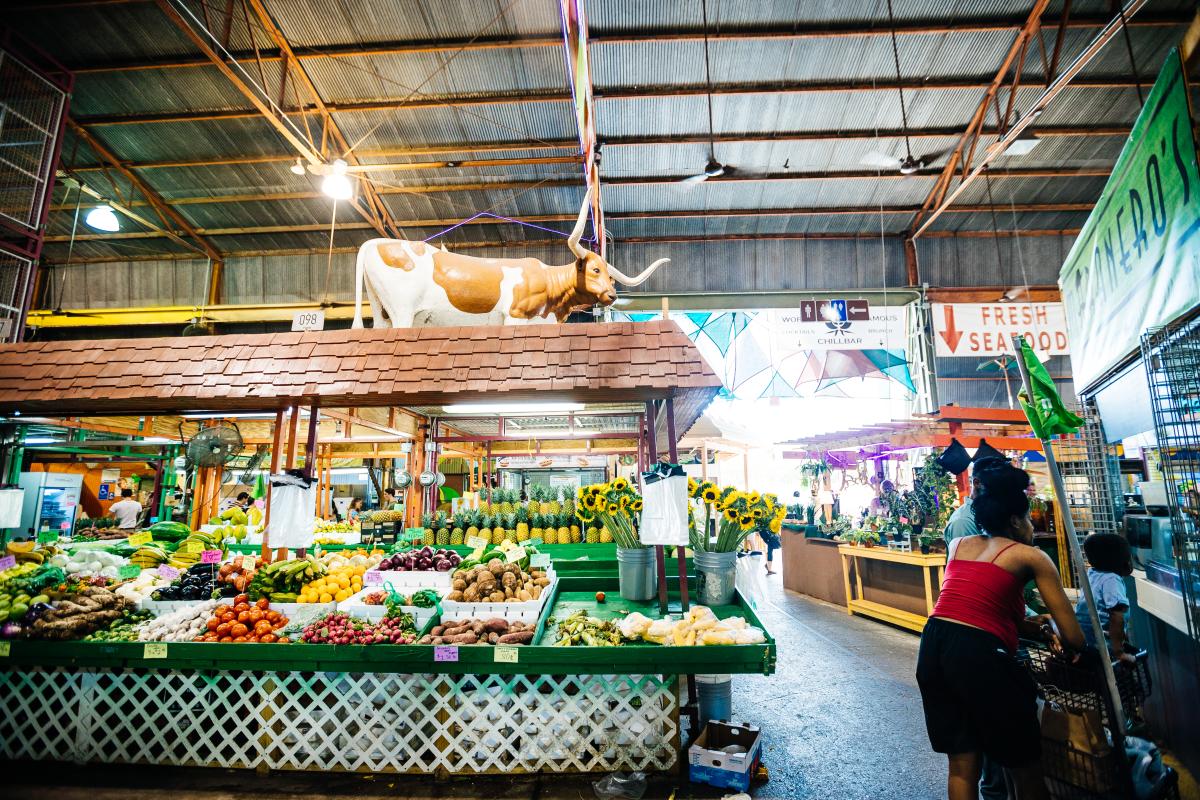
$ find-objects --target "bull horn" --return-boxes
[609,258,669,287]
[566,185,593,259]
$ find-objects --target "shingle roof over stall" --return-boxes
[0,320,720,435]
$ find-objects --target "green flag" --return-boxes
[252,471,268,500]
[1017,339,1083,440]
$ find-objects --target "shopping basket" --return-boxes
[1017,642,1178,800]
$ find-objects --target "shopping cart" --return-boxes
[1018,642,1178,800]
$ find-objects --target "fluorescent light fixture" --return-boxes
[182,412,292,420]
[442,402,585,415]
[23,437,62,444]
[1002,132,1040,157]
[84,205,120,232]
[137,436,176,444]
[321,159,354,200]
[511,429,598,438]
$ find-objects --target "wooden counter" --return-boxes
[782,532,847,605]
[839,545,947,633]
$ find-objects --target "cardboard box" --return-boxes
[688,721,762,792]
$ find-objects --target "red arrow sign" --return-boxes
[939,305,964,352]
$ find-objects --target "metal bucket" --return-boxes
[616,546,657,601]
[694,550,738,606]
[695,673,733,723]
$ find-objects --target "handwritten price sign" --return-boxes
[157,565,180,581]
[200,549,223,564]
[433,645,459,662]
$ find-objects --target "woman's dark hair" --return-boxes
[1083,533,1131,573]
[972,463,1030,538]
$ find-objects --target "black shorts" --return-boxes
[916,617,1041,767]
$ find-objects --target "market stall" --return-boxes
[0,321,776,775]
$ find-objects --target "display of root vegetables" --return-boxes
[418,618,535,646]
[446,559,550,603]
[138,599,218,642]
[25,586,129,640]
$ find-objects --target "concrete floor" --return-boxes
[7,576,945,800]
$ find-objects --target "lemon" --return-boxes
[318,592,333,603]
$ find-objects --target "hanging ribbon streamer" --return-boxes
[422,211,597,245]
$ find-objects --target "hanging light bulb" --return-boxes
[84,205,120,232]
[320,159,353,200]
[289,158,307,175]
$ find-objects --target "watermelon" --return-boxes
[148,521,191,542]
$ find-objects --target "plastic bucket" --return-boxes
[695,674,733,723]
[616,546,657,601]
[694,550,738,606]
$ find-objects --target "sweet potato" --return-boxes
[442,623,471,637]
[487,632,500,644]
[442,631,478,645]
[418,634,435,645]
[482,618,509,634]
[496,630,535,645]
[431,625,445,637]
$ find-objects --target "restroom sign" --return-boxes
[932,303,1070,357]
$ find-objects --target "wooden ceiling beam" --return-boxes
[62,126,1129,173]
[72,76,1149,127]
[64,13,1189,73]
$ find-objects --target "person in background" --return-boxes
[220,491,251,513]
[109,488,143,530]
[917,462,1085,800]
[1076,533,1137,665]
[380,489,397,510]
[347,497,364,523]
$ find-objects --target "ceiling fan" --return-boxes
[859,0,951,175]
[678,0,771,186]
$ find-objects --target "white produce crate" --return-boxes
[440,567,556,624]
[137,599,206,615]
[337,586,442,628]
[367,569,454,591]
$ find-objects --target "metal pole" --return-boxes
[262,407,286,562]
[666,397,688,612]
[1010,334,1125,735]
[645,401,668,614]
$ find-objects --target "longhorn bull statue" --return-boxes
[351,189,668,328]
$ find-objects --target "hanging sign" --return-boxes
[98,484,113,501]
[769,305,907,351]
[101,468,122,484]
[932,303,1070,357]
[291,310,325,332]
[1059,48,1200,390]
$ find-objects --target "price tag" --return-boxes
[493,645,519,664]
[504,546,526,564]
[0,555,16,571]
[117,564,142,580]
[186,540,204,554]
[143,642,168,659]
[37,529,59,544]
[128,531,152,546]
[0,641,11,657]
[530,553,551,568]
[403,527,425,543]
[291,309,325,332]
[525,538,543,547]
[363,570,382,585]
[433,645,459,662]
[200,549,222,564]
[157,565,180,581]
[466,536,488,549]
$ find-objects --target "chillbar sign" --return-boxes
[1058,48,1200,390]
[932,303,1070,357]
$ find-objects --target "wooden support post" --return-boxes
[263,407,287,563]
[285,404,301,469]
[296,403,320,558]
[645,400,668,615]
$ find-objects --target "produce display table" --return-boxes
[0,577,774,775]
[838,545,946,632]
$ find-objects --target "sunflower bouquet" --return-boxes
[688,480,786,553]
[575,478,646,549]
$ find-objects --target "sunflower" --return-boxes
[688,478,698,496]
[739,515,755,531]
[587,485,603,497]
[607,502,620,514]
[723,507,739,523]
[612,476,629,491]
[748,492,761,504]
[630,498,643,512]
[577,509,595,524]
[700,486,720,504]
[751,508,764,519]
[769,517,782,534]
[581,493,597,510]
[619,495,630,509]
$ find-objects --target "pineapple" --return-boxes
[586,523,600,544]
[548,488,562,516]
[420,512,434,546]
[599,524,613,544]
[490,514,506,545]
[563,495,576,519]
[539,486,552,515]
[526,486,540,516]
[531,513,546,543]
[498,489,514,517]
[556,511,570,544]
[515,506,530,541]
[504,513,518,543]
[465,509,480,543]
[450,512,465,546]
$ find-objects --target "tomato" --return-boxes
[234,594,249,606]
[216,622,231,636]
[214,605,232,617]
[219,636,232,642]
[247,610,264,624]
[230,623,249,638]
[246,636,259,643]
[259,633,277,644]
[236,611,251,624]
[255,598,269,610]
[204,633,218,642]
[265,611,281,624]
[234,603,250,614]
[233,636,247,643]
[276,637,289,644]
[276,616,289,627]
[206,618,220,631]
[254,620,273,636]
[219,612,235,624]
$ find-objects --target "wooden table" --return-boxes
[839,545,947,632]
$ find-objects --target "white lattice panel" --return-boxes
[0,668,678,774]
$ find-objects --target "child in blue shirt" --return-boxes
[1076,533,1137,666]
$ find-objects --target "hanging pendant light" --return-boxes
[320,159,354,200]
[84,205,120,232]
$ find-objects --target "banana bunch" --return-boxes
[130,543,170,569]
[165,532,224,569]
[7,541,47,564]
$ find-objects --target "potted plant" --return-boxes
[1029,495,1048,532]
[918,533,935,555]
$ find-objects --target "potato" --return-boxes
[516,589,532,602]
[452,578,467,591]
[488,591,506,603]
[446,590,464,602]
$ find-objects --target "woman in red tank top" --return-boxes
[916,463,1085,800]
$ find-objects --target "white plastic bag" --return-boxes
[266,471,316,549]
[638,464,688,545]
[735,552,769,610]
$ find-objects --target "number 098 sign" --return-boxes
[291,310,325,332]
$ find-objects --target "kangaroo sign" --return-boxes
[932,303,1070,357]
